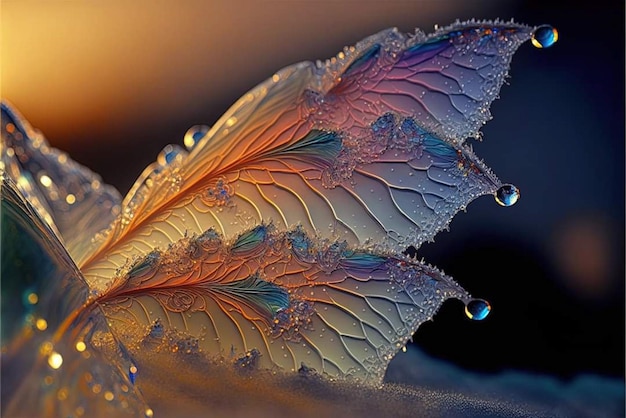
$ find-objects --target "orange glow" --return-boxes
[1,1,505,148]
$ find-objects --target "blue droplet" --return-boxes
[192,131,205,142]
[157,145,186,166]
[165,146,179,164]
[184,125,210,150]
[495,184,520,207]
[531,25,558,48]
[465,299,491,320]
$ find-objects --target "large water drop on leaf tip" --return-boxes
[495,184,520,207]
[531,25,558,48]
[465,299,491,320]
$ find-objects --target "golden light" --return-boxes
[39,175,52,188]
[27,292,39,304]
[48,351,63,369]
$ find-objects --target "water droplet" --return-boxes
[531,25,558,48]
[495,184,520,207]
[36,318,48,331]
[157,144,186,166]
[39,174,52,188]
[184,125,210,150]
[464,299,491,320]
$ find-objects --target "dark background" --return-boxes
[3,1,624,380]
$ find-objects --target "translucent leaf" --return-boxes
[100,224,470,383]
[76,21,533,291]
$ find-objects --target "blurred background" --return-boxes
[2,0,624,382]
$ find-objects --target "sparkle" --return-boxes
[35,318,48,331]
[40,341,53,355]
[48,352,63,369]
[225,116,238,127]
[39,175,52,187]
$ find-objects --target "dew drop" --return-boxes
[35,318,48,331]
[531,25,558,48]
[157,144,186,166]
[23,290,38,305]
[184,125,210,150]
[464,298,491,320]
[495,184,520,207]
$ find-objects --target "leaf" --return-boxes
[100,224,469,383]
[76,21,534,292]
[0,175,148,417]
